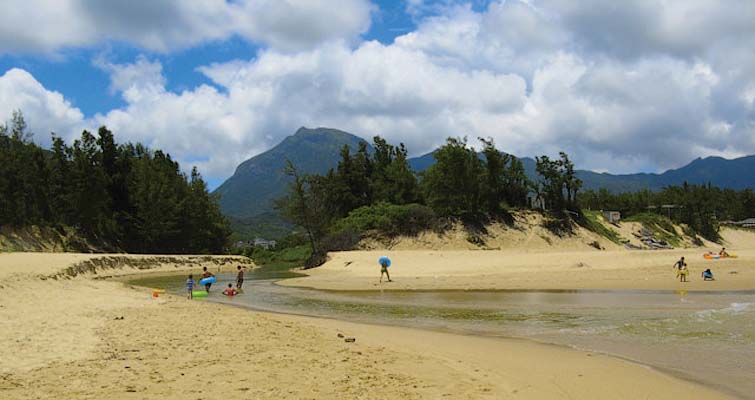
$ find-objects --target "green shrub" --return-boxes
[334,202,437,237]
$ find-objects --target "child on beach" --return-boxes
[223,283,237,297]
[186,274,195,299]
[202,266,214,293]
[677,263,689,282]
[236,265,244,290]
[702,269,715,281]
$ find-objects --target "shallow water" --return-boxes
[130,272,755,399]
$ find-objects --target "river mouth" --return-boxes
[128,270,755,399]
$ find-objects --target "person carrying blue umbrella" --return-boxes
[379,256,392,283]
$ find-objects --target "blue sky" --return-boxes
[1,0,754,190]
[0,0,418,119]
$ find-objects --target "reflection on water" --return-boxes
[129,271,755,399]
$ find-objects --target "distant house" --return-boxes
[253,238,277,249]
[603,211,621,224]
[736,218,755,228]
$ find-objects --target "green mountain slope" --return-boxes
[215,127,370,221]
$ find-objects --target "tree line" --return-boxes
[0,111,230,253]
[277,135,583,264]
[579,184,755,241]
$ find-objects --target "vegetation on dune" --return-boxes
[623,213,684,247]
[0,111,231,254]
[580,210,624,245]
[579,185,755,242]
[276,135,590,267]
[273,133,748,262]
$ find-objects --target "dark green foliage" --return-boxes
[420,137,484,216]
[0,111,230,253]
[535,152,582,212]
[334,202,437,237]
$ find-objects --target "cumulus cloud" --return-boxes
[0,0,374,54]
[1,0,754,184]
[0,69,85,146]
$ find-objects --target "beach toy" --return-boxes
[199,276,216,285]
[378,256,391,268]
[192,291,208,298]
[704,253,738,260]
[151,289,165,298]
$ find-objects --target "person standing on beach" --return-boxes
[201,266,214,293]
[186,274,195,299]
[236,265,244,290]
[674,257,689,282]
[674,257,687,282]
[380,260,392,283]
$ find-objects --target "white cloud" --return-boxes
[0,69,85,145]
[0,0,374,54]
[1,0,754,184]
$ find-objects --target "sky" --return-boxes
[1,0,754,190]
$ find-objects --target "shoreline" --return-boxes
[0,252,741,399]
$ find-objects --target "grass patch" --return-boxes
[579,210,623,245]
[624,213,683,247]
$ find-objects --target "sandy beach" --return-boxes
[281,247,755,292]
[0,251,738,399]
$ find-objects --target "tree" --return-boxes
[479,137,507,214]
[0,111,230,253]
[421,137,483,216]
[277,160,321,254]
[535,152,582,212]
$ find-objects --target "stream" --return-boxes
[128,269,755,399]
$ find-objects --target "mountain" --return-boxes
[215,127,371,222]
[569,156,755,192]
[216,126,754,238]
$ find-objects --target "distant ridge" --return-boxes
[411,153,755,192]
[215,127,754,237]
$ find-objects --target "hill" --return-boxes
[214,127,373,238]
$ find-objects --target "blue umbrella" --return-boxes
[378,256,391,268]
